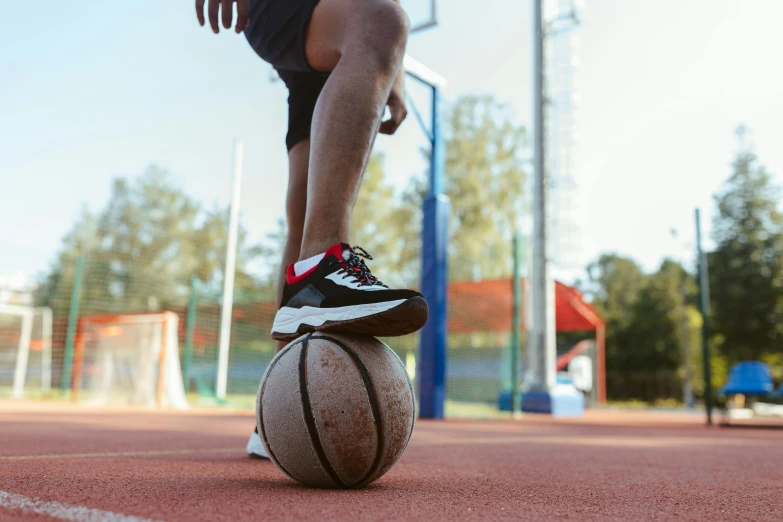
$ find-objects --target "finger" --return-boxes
[379,115,402,135]
[208,0,220,33]
[236,0,250,32]
[379,119,395,135]
[221,0,233,30]
[382,106,407,135]
[196,0,205,26]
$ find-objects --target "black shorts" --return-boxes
[244,0,328,151]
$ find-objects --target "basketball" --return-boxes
[256,333,416,489]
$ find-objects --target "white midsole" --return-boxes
[272,299,407,334]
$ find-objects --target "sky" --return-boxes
[2,0,782,287]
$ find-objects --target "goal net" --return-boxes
[72,312,188,409]
[0,305,52,398]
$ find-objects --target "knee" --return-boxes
[375,1,410,44]
[360,1,410,73]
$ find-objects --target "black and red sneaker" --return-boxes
[271,243,428,341]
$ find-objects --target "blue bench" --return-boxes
[719,362,780,423]
[720,361,774,396]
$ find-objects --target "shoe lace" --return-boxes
[328,246,388,288]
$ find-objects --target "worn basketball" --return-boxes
[256,333,416,489]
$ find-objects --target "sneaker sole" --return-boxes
[271,296,429,342]
[246,430,269,459]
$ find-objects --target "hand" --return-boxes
[196,0,250,34]
[380,72,407,135]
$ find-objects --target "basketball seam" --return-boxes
[313,335,385,488]
[299,338,346,488]
[257,336,308,482]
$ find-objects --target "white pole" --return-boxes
[12,310,34,398]
[216,139,244,400]
[40,307,53,393]
[528,0,557,392]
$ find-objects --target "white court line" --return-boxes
[0,447,236,461]
[0,490,161,522]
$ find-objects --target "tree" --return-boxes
[350,154,418,287]
[627,259,694,374]
[36,207,99,311]
[586,253,647,332]
[710,127,783,363]
[37,166,262,313]
[197,205,265,298]
[444,96,527,280]
[399,95,529,281]
[586,254,647,393]
[586,254,701,402]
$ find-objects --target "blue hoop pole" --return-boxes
[418,85,449,419]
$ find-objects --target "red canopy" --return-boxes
[448,279,603,334]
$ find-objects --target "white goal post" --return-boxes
[0,304,52,397]
[71,312,188,409]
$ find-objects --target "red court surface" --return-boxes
[2,402,782,521]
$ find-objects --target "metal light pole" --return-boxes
[695,209,714,426]
[527,0,557,394]
[511,232,523,414]
[216,139,244,400]
[670,228,695,408]
[61,255,84,393]
[680,286,694,408]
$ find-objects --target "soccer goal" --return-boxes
[71,312,188,409]
[0,305,52,398]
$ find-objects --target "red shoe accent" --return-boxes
[286,244,350,285]
[325,243,347,260]
[286,263,318,285]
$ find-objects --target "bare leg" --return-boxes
[275,139,310,351]
[297,0,409,259]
